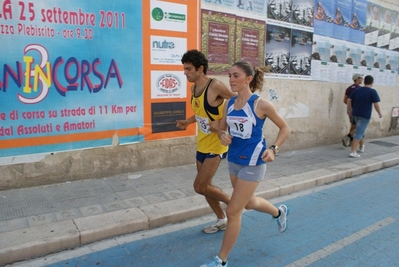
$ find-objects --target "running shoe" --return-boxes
[358,145,365,153]
[202,219,227,234]
[200,255,227,267]
[275,204,289,233]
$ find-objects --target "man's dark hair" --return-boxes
[364,75,374,85]
[181,49,208,74]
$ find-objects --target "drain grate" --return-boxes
[369,141,399,147]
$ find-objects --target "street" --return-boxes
[10,166,399,267]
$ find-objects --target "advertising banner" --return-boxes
[0,0,143,158]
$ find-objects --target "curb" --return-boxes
[1,153,399,266]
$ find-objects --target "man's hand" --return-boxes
[208,120,220,132]
[176,120,190,130]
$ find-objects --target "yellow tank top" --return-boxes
[191,78,228,154]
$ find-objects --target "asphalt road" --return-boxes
[9,166,399,267]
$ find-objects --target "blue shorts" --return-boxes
[353,116,369,140]
[228,162,267,182]
[196,151,227,163]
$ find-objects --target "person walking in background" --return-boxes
[342,73,363,147]
[347,75,382,158]
[177,50,235,234]
[201,61,290,267]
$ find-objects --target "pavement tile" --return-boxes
[123,196,149,207]
[163,189,187,200]
[0,206,27,221]
[0,218,28,233]
[102,200,131,212]
[144,193,169,204]
[55,208,83,221]
[79,205,105,216]
[66,196,102,208]
[27,213,57,227]
[115,189,140,200]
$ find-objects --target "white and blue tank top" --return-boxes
[226,94,267,166]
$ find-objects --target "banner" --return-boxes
[0,0,143,157]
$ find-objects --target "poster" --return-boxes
[332,0,351,41]
[0,0,143,158]
[364,2,381,46]
[313,0,334,38]
[290,28,312,78]
[201,10,236,74]
[265,23,291,77]
[291,0,314,28]
[235,16,266,67]
[236,0,267,17]
[377,7,393,49]
[312,34,399,85]
[267,0,293,24]
[349,0,367,44]
[389,10,399,51]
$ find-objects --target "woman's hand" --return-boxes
[261,149,275,162]
[220,132,233,146]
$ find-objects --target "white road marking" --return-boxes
[286,217,397,267]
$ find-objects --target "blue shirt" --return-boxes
[349,86,380,120]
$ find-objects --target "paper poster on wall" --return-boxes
[235,16,266,67]
[389,10,399,51]
[291,0,314,28]
[236,0,267,17]
[349,0,367,44]
[364,3,381,46]
[290,29,312,78]
[267,0,293,24]
[313,0,334,38]
[265,23,291,77]
[331,0,351,41]
[201,10,236,74]
[202,0,236,10]
[0,1,143,158]
[377,7,393,49]
[311,33,399,85]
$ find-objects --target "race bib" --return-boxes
[195,115,211,134]
[227,116,252,139]
[226,101,256,139]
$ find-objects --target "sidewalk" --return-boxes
[1,135,399,266]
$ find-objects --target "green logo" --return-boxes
[152,7,164,21]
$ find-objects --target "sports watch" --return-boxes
[269,145,279,155]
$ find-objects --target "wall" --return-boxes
[1,76,398,190]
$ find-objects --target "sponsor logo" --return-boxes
[156,74,181,93]
[152,7,164,21]
[151,7,186,22]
